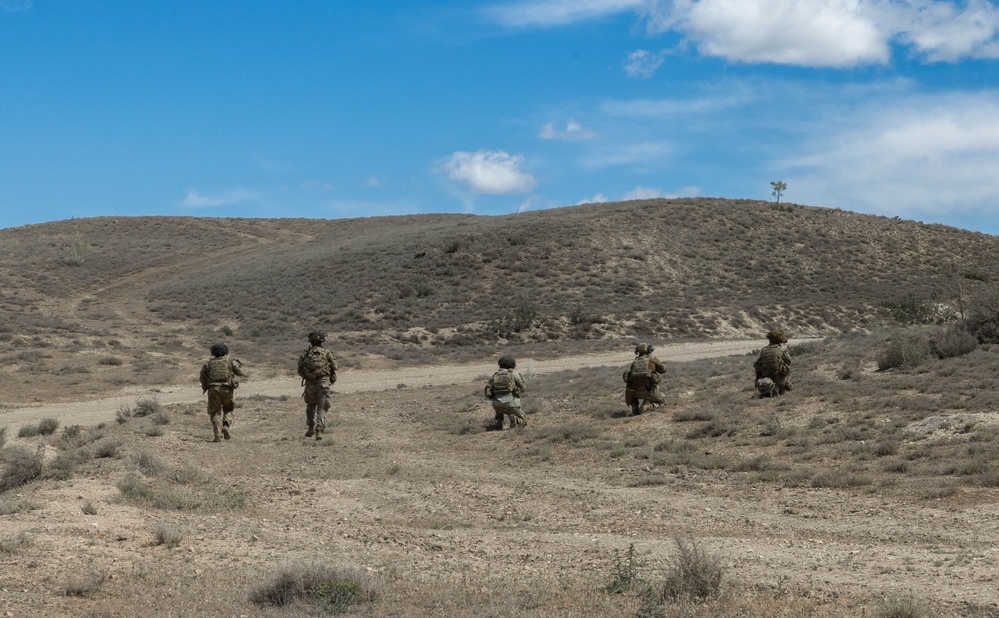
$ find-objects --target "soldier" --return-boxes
[754,329,792,397]
[199,343,246,443]
[623,343,666,415]
[297,331,338,440]
[485,355,527,429]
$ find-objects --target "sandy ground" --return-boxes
[4,336,998,617]
[0,339,773,430]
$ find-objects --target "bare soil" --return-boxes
[2,339,998,617]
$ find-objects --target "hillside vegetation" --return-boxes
[1,198,997,403]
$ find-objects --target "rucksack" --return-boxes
[299,347,331,380]
[491,369,516,396]
[629,356,654,386]
[758,346,787,377]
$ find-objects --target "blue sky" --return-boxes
[2,1,998,234]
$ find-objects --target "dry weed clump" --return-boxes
[63,567,107,598]
[0,444,43,492]
[250,562,379,614]
[151,521,183,548]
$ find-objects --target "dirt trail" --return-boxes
[0,338,779,429]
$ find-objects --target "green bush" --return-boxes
[0,445,44,492]
[133,396,162,417]
[877,332,930,370]
[37,417,59,435]
[929,323,977,359]
[881,293,935,325]
[250,563,378,614]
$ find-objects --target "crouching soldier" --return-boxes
[199,343,246,442]
[755,329,792,397]
[485,355,527,429]
[624,343,666,415]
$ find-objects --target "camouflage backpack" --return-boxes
[206,357,233,384]
[629,356,653,386]
[490,369,516,396]
[758,345,787,377]
[299,347,331,380]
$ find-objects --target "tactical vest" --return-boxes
[491,369,516,396]
[206,358,233,384]
[299,347,331,380]
[758,345,786,377]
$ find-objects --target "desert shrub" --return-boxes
[250,562,378,614]
[152,521,183,548]
[17,424,40,438]
[130,451,164,477]
[133,396,162,417]
[654,536,724,603]
[115,404,132,424]
[873,596,929,618]
[928,323,977,359]
[81,501,98,515]
[64,568,107,598]
[98,356,123,366]
[151,410,171,425]
[877,332,930,370]
[117,473,152,501]
[604,543,641,594]
[143,425,164,437]
[37,417,59,435]
[93,438,123,459]
[60,424,82,443]
[0,531,31,554]
[0,427,6,449]
[0,445,43,492]
[967,283,999,342]
[0,496,42,515]
[881,293,935,325]
[47,448,90,479]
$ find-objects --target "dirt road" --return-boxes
[1,338,778,429]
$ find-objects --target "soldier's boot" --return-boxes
[305,426,314,438]
[631,402,641,416]
[516,416,527,428]
[314,427,323,441]
[211,418,223,443]
[222,424,231,440]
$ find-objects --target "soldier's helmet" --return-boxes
[635,343,652,355]
[308,331,326,343]
[210,343,229,357]
[498,355,516,369]
[766,329,787,344]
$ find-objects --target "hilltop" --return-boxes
[1,198,997,403]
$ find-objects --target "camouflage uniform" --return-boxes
[199,344,246,442]
[485,356,527,429]
[297,332,339,440]
[754,329,792,397]
[624,343,666,415]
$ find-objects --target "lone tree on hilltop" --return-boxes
[770,180,787,203]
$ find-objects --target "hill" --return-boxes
[1,198,997,404]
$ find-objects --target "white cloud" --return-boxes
[484,0,643,28]
[435,150,537,194]
[646,0,889,67]
[179,188,263,208]
[302,180,333,191]
[624,49,668,78]
[490,0,999,66]
[539,119,597,140]
[887,0,999,61]
[621,185,664,200]
[783,92,999,217]
[577,193,609,204]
